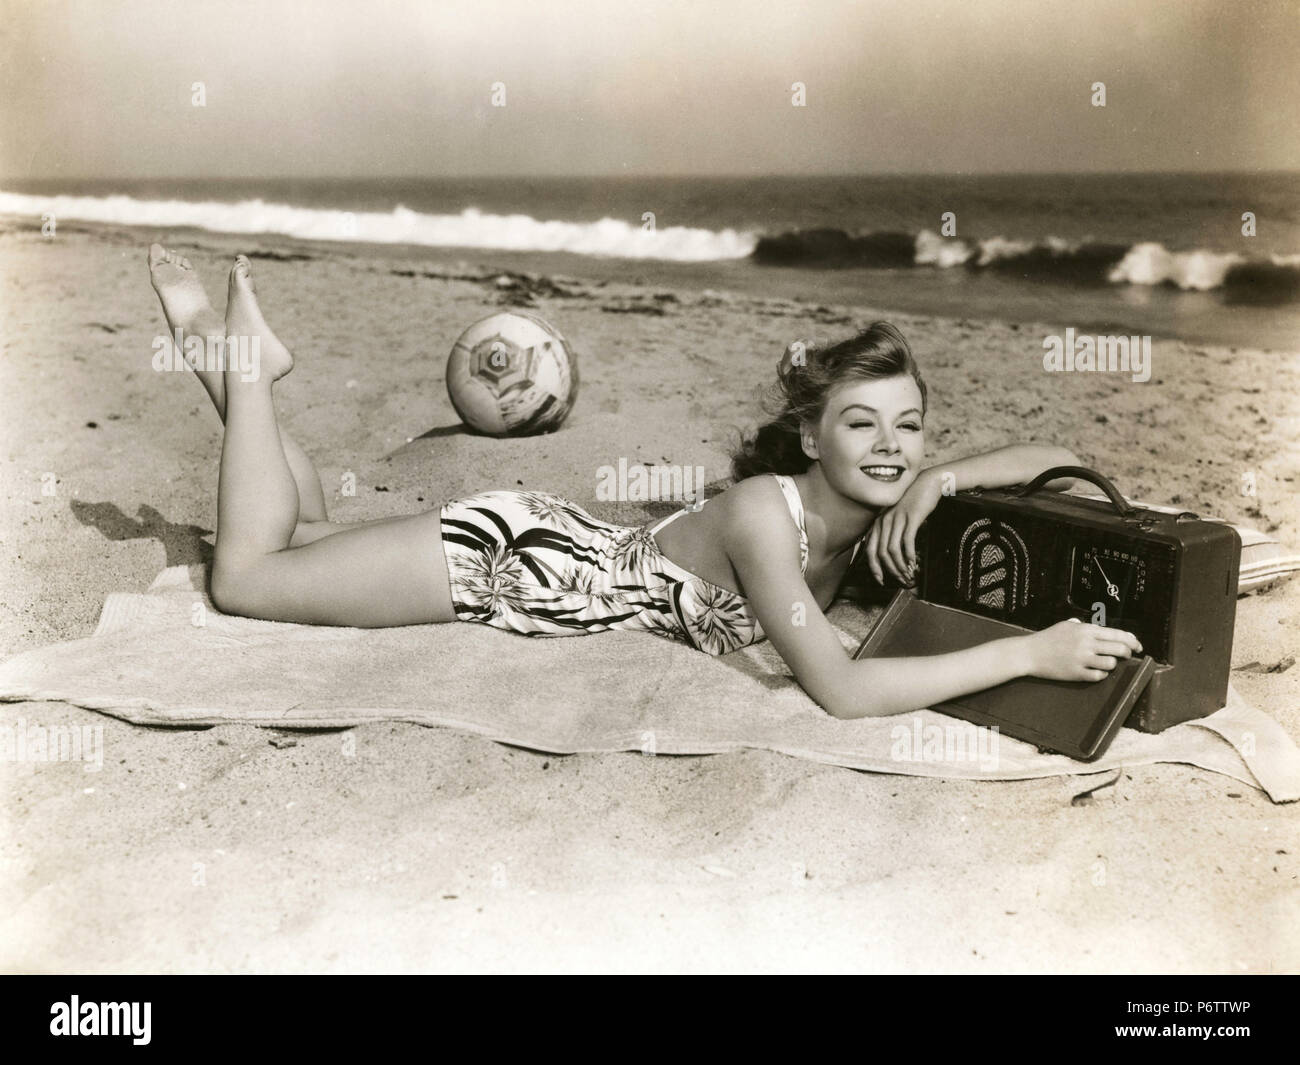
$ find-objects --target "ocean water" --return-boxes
[3,173,1298,348]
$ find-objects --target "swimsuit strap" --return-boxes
[773,475,868,575]
[770,474,810,574]
[646,507,689,536]
[648,475,809,574]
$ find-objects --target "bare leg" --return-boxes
[148,244,329,524]
[210,256,455,626]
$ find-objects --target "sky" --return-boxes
[0,0,1296,179]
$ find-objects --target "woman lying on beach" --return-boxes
[148,244,1142,719]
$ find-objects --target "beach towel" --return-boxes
[1,565,1297,802]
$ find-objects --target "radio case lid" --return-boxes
[854,590,1157,761]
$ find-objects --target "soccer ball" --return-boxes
[445,311,579,436]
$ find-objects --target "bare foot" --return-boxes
[148,243,230,413]
[148,244,222,337]
[225,255,294,381]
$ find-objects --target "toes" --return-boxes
[148,243,167,266]
[177,255,192,270]
[231,255,255,290]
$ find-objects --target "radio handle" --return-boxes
[1013,465,1138,518]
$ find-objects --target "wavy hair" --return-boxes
[730,321,927,480]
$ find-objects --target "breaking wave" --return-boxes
[753,226,1300,302]
[2,188,1296,300]
[0,190,757,262]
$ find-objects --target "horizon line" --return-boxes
[4,167,1299,184]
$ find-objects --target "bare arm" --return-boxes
[866,444,1082,584]
[727,479,1139,719]
[923,443,1081,494]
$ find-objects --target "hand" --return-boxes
[1020,619,1143,682]
[863,469,943,586]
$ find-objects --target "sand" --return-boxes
[1,218,1298,973]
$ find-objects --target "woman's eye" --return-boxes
[849,421,875,429]
[900,423,921,431]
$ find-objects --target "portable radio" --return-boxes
[852,467,1241,760]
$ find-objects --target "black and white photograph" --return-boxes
[1,0,1297,990]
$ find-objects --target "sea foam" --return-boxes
[3,188,1297,300]
[0,190,757,261]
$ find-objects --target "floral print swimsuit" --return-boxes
[439,474,821,656]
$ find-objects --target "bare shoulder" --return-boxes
[711,474,789,523]
[711,477,854,711]
[712,476,802,565]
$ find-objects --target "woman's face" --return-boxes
[803,375,927,509]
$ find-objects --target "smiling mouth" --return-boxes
[861,465,905,482]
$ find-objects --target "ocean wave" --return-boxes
[751,225,1300,302]
[753,226,1132,279]
[1104,242,1300,302]
[751,227,916,267]
[0,190,757,262]
[1107,242,1242,290]
[4,189,1297,301]
[912,229,972,268]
